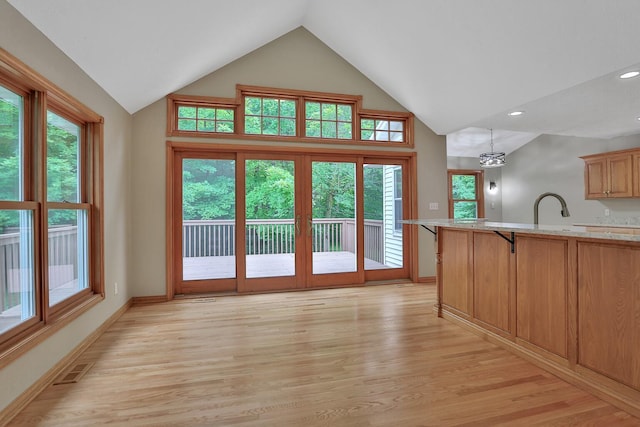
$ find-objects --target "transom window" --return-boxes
[177,105,234,133]
[166,85,414,147]
[361,118,405,142]
[244,96,296,136]
[305,101,353,139]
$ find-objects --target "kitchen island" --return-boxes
[404,219,640,417]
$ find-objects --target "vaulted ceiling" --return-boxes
[8,0,640,156]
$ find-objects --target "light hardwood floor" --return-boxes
[7,284,640,426]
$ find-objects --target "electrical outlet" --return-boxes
[114,282,118,295]
[604,208,610,217]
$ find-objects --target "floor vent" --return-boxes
[53,362,94,385]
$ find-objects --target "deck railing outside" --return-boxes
[1,226,77,311]
[182,218,384,261]
[1,219,385,311]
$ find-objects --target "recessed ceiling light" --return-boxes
[508,111,524,117]
[620,71,640,79]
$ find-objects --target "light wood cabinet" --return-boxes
[634,153,640,197]
[581,149,635,199]
[578,241,640,391]
[473,231,511,333]
[516,235,568,357]
[439,228,472,316]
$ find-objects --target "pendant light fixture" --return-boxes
[479,128,505,168]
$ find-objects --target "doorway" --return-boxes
[169,144,415,296]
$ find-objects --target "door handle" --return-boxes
[295,215,301,236]
[307,215,312,236]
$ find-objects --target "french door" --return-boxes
[171,146,412,295]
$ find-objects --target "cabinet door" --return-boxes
[578,242,640,391]
[516,236,568,358]
[473,232,511,333]
[584,158,607,199]
[634,154,640,197]
[440,229,472,316]
[607,154,633,198]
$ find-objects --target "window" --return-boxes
[393,168,403,232]
[0,49,103,357]
[448,170,484,219]
[361,118,404,142]
[359,111,411,143]
[177,105,234,133]
[244,96,296,136]
[167,94,238,137]
[166,85,414,147]
[305,101,352,139]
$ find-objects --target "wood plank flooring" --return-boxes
[7,284,640,426]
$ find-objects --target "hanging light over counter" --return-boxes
[480,128,505,168]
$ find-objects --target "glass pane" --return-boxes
[197,108,215,119]
[452,175,477,199]
[217,109,234,121]
[197,120,215,132]
[245,116,261,134]
[280,100,296,118]
[453,201,478,219]
[245,97,262,115]
[321,121,336,139]
[321,104,337,121]
[364,165,403,270]
[216,121,234,133]
[306,120,320,137]
[263,98,279,117]
[361,129,374,140]
[280,118,296,136]
[361,119,374,129]
[305,102,320,119]
[245,160,295,278]
[337,122,352,139]
[375,130,389,141]
[48,209,89,306]
[0,210,35,334]
[47,111,80,203]
[390,131,404,142]
[262,117,278,135]
[182,159,236,280]
[312,161,356,274]
[375,120,389,130]
[177,106,196,118]
[178,119,196,131]
[0,86,24,201]
[337,105,352,122]
[390,121,404,131]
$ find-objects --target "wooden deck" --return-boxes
[7,284,640,426]
[183,251,393,280]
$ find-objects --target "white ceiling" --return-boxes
[8,0,640,157]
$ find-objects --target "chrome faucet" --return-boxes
[533,192,570,225]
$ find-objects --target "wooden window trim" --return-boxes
[447,170,485,219]
[0,48,104,367]
[166,85,414,148]
[166,93,239,138]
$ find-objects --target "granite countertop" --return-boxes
[401,219,640,242]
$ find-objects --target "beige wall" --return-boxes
[131,27,447,296]
[502,134,640,225]
[0,0,133,412]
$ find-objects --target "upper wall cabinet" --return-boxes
[581,149,636,199]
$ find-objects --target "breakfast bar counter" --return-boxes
[403,219,640,417]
